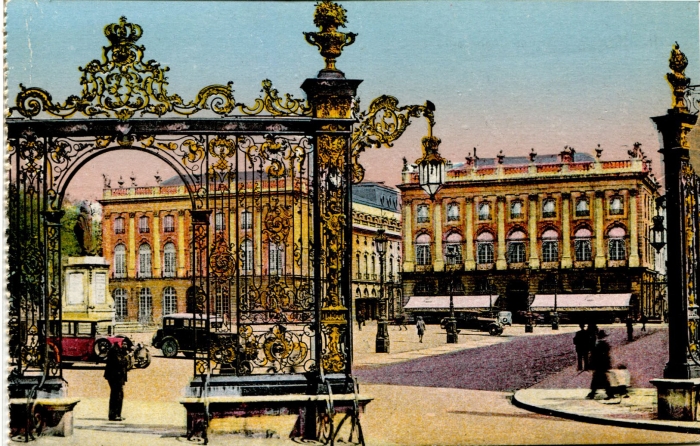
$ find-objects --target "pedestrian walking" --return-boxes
[573,324,590,371]
[640,314,648,332]
[104,343,129,421]
[397,312,408,331]
[587,330,614,400]
[416,316,426,343]
[626,316,634,342]
[356,310,365,331]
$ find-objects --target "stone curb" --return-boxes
[512,389,700,434]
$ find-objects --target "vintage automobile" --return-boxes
[44,317,150,368]
[440,311,512,336]
[152,313,225,358]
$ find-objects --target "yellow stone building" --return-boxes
[398,145,663,323]
[99,178,400,325]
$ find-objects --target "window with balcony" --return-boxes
[609,196,624,215]
[241,239,253,272]
[163,242,176,277]
[445,232,463,264]
[507,230,527,264]
[241,210,253,230]
[269,242,285,275]
[510,201,523,219]
[574,228,592,261]
[608,226,626,260]
[541,229,559,262]
[575,199,590,217]
[139,216,150,233]
[114,244,126,278]
[415,234,431,266]
[417,205,429,223]
[163,287,177,316]
[163,215,175,232]
[476,232,494,264]
[447,203,460,222]
[542,199,556,218]
[138,244,152,278]
[114,216,125,234]
[478,202,491,221]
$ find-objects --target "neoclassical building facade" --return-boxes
[398,145,663,322]
[100,179,400,325]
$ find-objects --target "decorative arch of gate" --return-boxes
[7,5,437,404]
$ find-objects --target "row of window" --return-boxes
[113,240,286,278]
[417,196,625,224]
[112,287,177,323]
[355,253,401,278]
[113,211,254,234]
[414,227,628,266]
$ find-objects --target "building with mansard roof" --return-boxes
[398,144,664,324]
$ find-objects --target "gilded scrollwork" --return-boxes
[238,80,311,116]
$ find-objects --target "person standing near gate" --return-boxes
[587,330,613,400]
[104,343,129,421]
[573,324,590,371]
[640,314,648,332]
[625,316,634,342]
[416,316,426,343]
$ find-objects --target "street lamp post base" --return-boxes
[446,332,459,343]
[375,337,390,353]
[375,320,390,353]
[525,324,533,333]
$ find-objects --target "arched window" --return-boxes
[476,232,494,264]
[415,234,432,266]
[241,210,253,230]
[163,287,177,316]
[269,242,285,275]
[163,215,175,233]
[139,216,150,233]
[542,199,556,218]
[241,239,253,272]
[389,255,395,276]
[114,244,126,278]
[138,244,152,278]
[445,232,463,264]
[510,201,523,219]
[417,205,429,223]
[608,226,627,260]
[363,253,369,276]
[356,253,361,278]
[138,288,153,324]
[541,229,559,262]
[574,228,592,261]
[355,288,361,300]
[609,196,624,215]
[507,230,527,264]
[114,216,125,234]
[215,212,225,231]
[576,198,590,217]
[113,288,128,322]
[163,242,176,278]
[447,203,460,222]
[478,202,491,221]
[371,254,376,276]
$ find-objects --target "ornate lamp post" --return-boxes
[375,229,390,353]
[444,248,460,343]
[416,106,446,201]
[650,196,667,254]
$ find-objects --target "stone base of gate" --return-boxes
[182,374,371,441]
[8,378,79,438]
[651,378,700,421]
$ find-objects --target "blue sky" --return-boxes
[5,1,699,199]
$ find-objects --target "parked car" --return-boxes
[44,317,150,368]
[440,312,508,336]
[152,313,226,358]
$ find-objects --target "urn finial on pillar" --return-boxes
[304,1,357,78]
[667,42,691,113]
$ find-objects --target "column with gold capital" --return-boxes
[465,197,476,270]
[561,193,572,268]
[528,194,540,269]
[128,213,136,277]
[433,200,445,272]
[496,196,507,270]
[302,0,361,378]
[628,189,640,267]
[403,199,415,272]
[594,191,606,268]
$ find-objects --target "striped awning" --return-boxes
[404,295,497,312]
[530,294,632,312]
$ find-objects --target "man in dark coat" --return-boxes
[104,343,128,421]
[626,317,634,342]
[587,330,613,400]
[573,324,590,371]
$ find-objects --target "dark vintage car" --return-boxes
[440,311,511,336]
[45,317,150,368]
[152,313,226,358]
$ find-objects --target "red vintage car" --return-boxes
[45,317,149,368]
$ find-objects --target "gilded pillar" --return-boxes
[594,191,606,268]
[561,193,572,268]
[128,212,136,277]
[465,197,475,270]
[153,212,161,276]
[496,196,507,270]
[628,189,640,267]
[255,205,263,275]
[403,199,414,272]
[528,194,540,269]
[177,210,186,277]
[433,200,444,272]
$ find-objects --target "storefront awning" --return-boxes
[530,294,632,312]
[404,295,497,312]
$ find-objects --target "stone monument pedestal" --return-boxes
[651,378,700,421]
[63,256,113,321]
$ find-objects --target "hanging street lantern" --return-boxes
[650,214,667,253]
